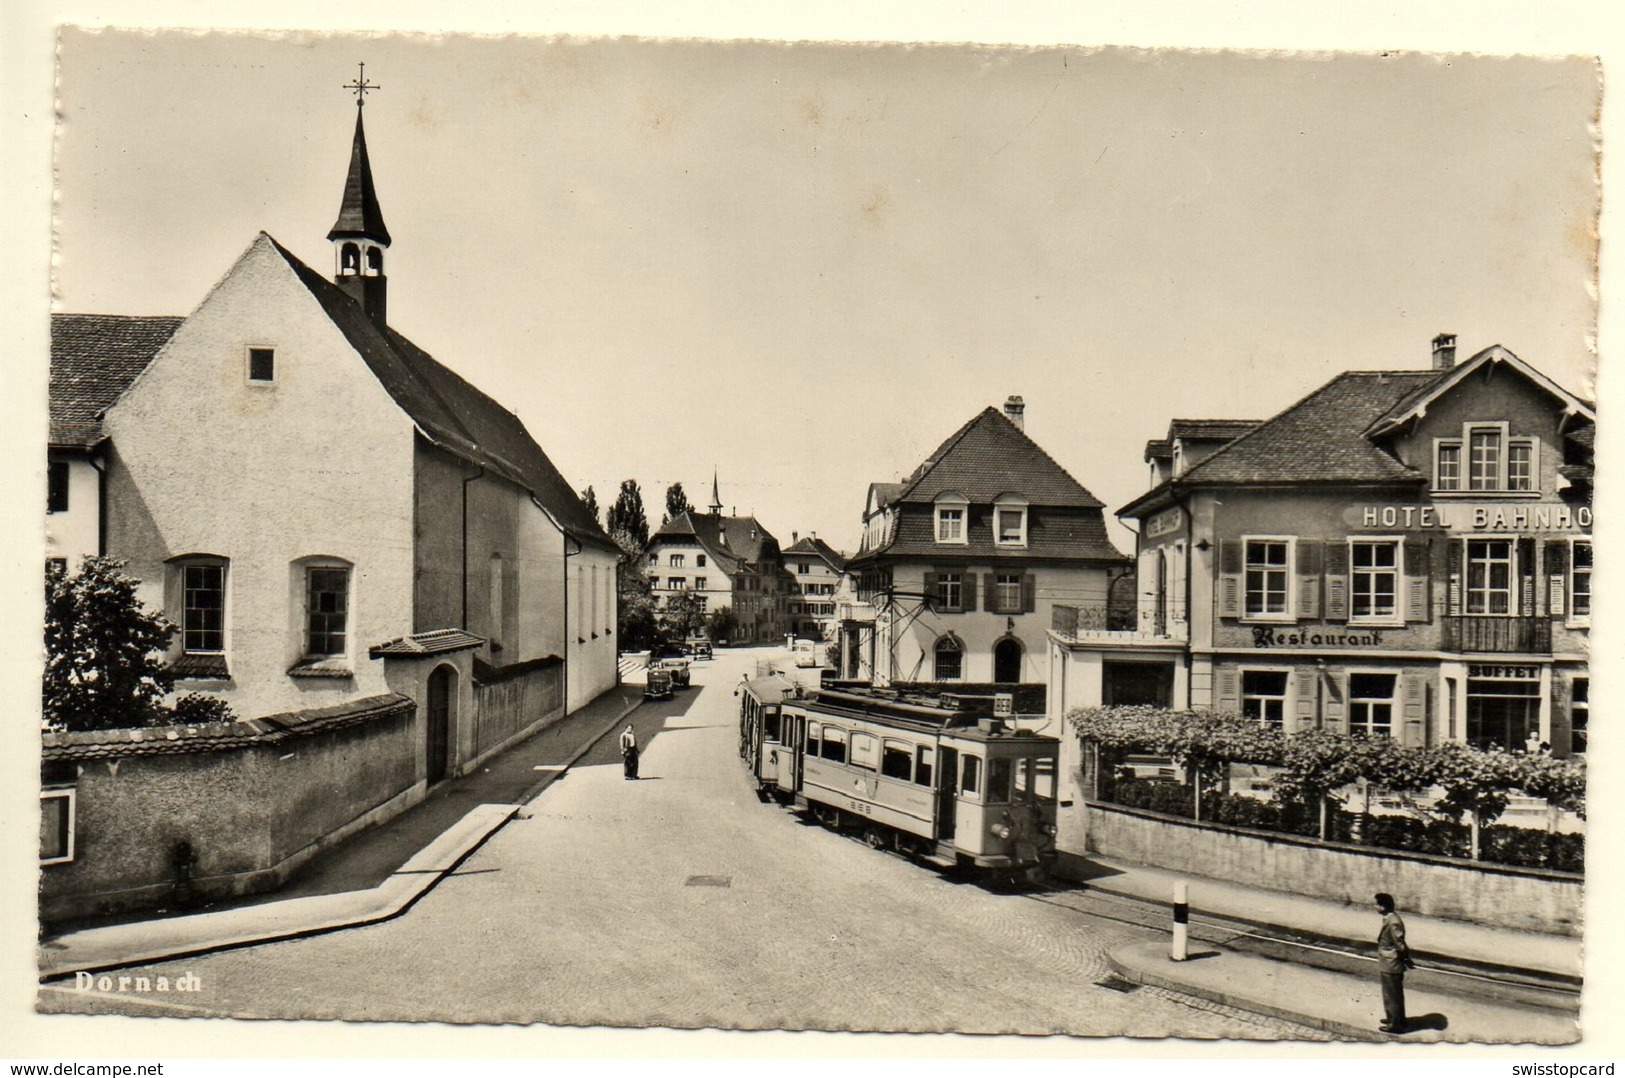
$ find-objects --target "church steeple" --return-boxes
[709,470,723,516]
[328,64,390,324]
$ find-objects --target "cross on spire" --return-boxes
[343,62,379,107]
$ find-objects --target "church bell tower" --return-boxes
[328,64,392,325]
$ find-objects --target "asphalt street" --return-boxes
[39,646,1330,1039]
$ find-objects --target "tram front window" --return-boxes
[1034,757,1057,801]
[987,757,1013,803]
[961,755,981,796]
[763,711,781,743]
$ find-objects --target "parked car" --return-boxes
[651,641,690,660]
[644,667,674,700]
[655,657,692,689]
[686,637,714,660]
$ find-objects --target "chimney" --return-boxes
[1003,395,1026,431]
[1431,333,1457,371]
[792,531,799,543]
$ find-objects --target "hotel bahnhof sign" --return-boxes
[1344,504,1592,532]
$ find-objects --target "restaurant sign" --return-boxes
[1252,627,1383,648]
[1346,504,1591,532]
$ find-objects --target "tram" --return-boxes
[739,681,1059,880]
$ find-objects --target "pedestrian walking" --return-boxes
[1374,892,1415,1033]
[619,724,639,780]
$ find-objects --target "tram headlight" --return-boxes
[991,823,1013,841]
[1040,823,1058,837]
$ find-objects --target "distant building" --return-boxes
[783,533,847,640]
[1050,334,1594,757]
[645,479,789,643]
[846,396,1128,689]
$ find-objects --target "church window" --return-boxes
[181,560,227,654]
[306,566,350,657]
[366,246,384,274]
[340,243,360,275]
[248,347,275,383]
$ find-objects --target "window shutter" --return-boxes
[1549,676,1573,756]
[1296,540,1321,619]
[1021,573,1036,614]
[1404,540,1431,623]
[983,573,996,613]
[1324,542,1349,622]
[1322,671,1346,733]
[1546,541,1568,619]
[1215,667,1240,712]
[1219,540,1242,618]
[1447,541,1463,616]
[962,573,977,614]
[1518,537,1537,617]
[1292,667,1318,732]
[923,572,938,611]
[1401,674,1427,747]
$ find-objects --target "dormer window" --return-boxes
[1434,424,1536,494]
[934,497,968,545]
[994,498,1029,547]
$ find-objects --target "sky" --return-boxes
[50,33,1599,554]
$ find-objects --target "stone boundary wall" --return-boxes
[1077,800,1582,935]
[40,694,421,924]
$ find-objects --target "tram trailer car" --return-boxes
[742,684,1058,879]
[738,673,798,801]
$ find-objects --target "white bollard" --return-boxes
[1171,880,1189,961]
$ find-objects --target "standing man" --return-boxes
[620,724,639,781]
[1375,892,1415,1033]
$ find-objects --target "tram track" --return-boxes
[1019,880,1582,1013]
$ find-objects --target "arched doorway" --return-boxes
[993,637,1024,684]
[426,665,456,784]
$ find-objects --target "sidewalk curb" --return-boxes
[1106,945,1389,1042]
[40,803,518,981]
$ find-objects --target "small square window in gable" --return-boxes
[248,347,276,383]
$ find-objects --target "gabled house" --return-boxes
[783,533,847,640]
[847,396,1128,689]
[644,483,788,644]
[47,315,183,570]
[1051,334,1594,756]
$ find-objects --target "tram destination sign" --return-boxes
[1346,504,1591,532]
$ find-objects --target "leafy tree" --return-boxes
[609,526,657,649]
[662,590,707,639]
[705,605,738,644]
[43,557,236,732]
[579,484,600,525]
[1428,743,1527,860]
[605,479,649,549]
[664,482,692,524]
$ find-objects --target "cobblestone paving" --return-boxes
[40,650,1329,1040]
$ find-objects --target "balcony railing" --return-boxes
[1441,616,1552,654]
[1052,600,1188,644]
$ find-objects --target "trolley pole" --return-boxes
[1170,880,1189,961]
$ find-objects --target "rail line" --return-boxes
[1019,880,1581,1001]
